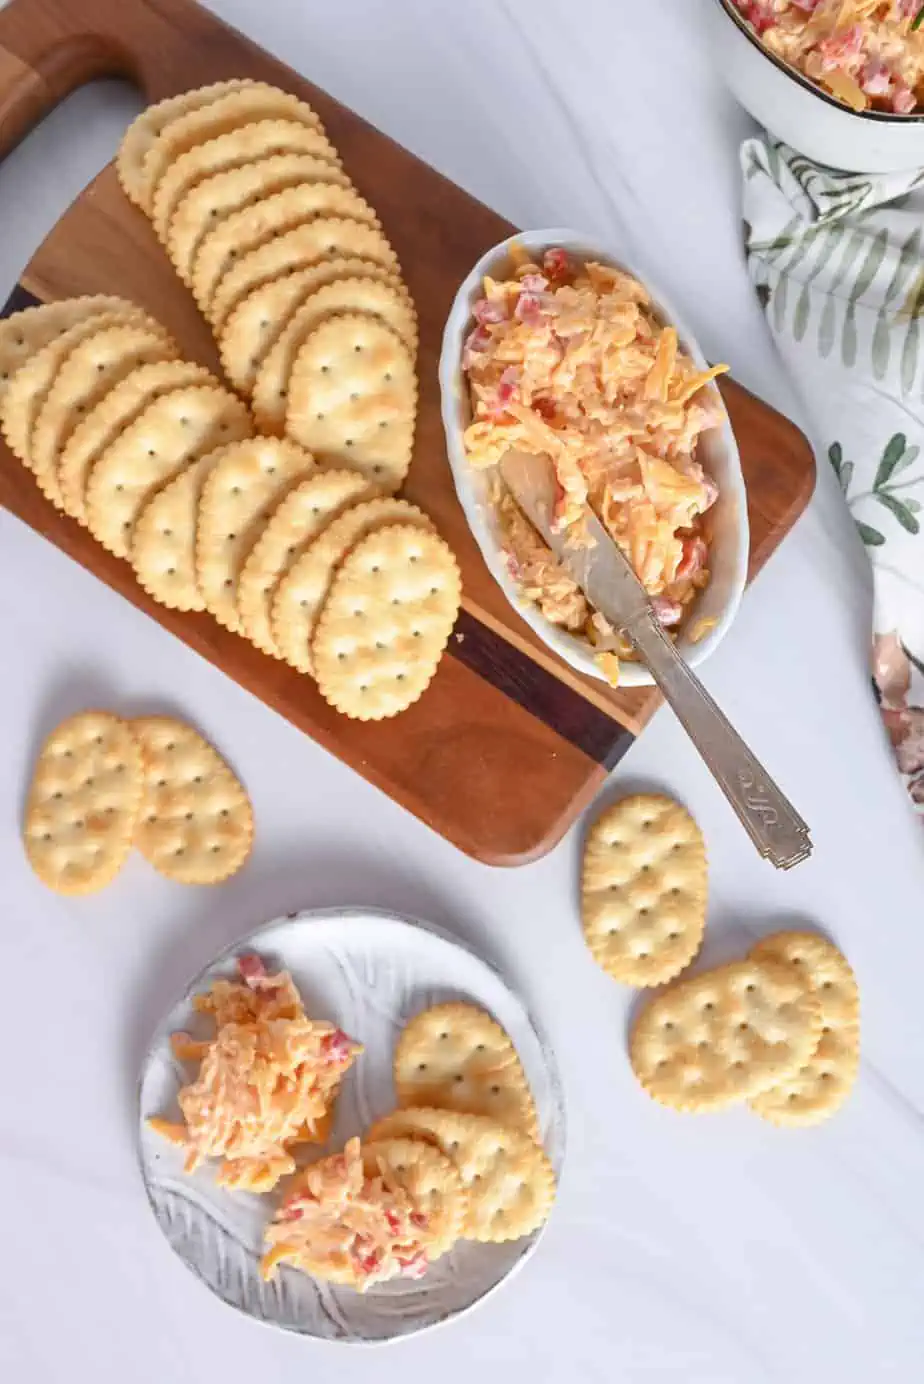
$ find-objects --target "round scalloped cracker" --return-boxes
[287,313,416,493]
[23,711,144,895]
[581,794,707,988]
[167,148,348,283]
[131,716,253,885]
[117,79,253,209]
[252,278,418,438]
[748,1025,859,1128]
[312,524,460,720]
[140,84,326,217]
[226,257,402,408]
[155,121,342,248]
[0,305,151,503]
[192,184,380,316]
[749,931,859,1033]
[59,360,215,523]
[132,450,221,611]
[32,322,177,520]
[85,384,252,558]
[0,296,145,403]
[394,1002,539,1140]
[629,957,823,1114]
[196,436,315,633]
[205,217,400,332]
[366,1108,554,1243]
[361,1139,466,1262]
[271,498,431,674]
[238,468,374,655]
[747,930,859,1128]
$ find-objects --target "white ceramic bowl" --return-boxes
[438,228,748,689]
[708,0,924,173]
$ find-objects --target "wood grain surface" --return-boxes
[0,0,816,864]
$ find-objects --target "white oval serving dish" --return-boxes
[708,0,924,174]
[438,227,749,688]
[138,906,565,1346]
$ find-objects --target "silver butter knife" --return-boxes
[501,450,812,870]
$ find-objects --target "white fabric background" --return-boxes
[0,1,922,1380]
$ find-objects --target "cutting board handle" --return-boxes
[0,0,133,162]
[0,0,273,164]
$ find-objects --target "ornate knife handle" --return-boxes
[628,616,812,869]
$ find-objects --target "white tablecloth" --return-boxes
[1,1,922,1379]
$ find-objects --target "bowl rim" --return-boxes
[437,227,749,689]
[714,0,924,124]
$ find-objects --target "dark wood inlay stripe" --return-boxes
[449,609,632,768]
[1,285,40,317]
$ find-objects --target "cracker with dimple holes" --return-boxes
[140,84,325,216]
[238,468,373,655]
[0,306,150,504]
[156,122,342,248]
[748,932,859,1127]
[227,257,402,408]
[271,498,430,674]
[192,185,380,316]
[32,323,177,520]
[117,79,252,209]
[23,711,144,895]
[366,1108,554,1243]
[313,524,460,720]
[167,149,348,283]
[0,296,142,402]
[196,437,315,632]
[131,716,253,884]
[394,1002,539,1140]
[59,360,215,523]
[205,217,400,331]
[132,451,221,611]
[85,384,252,558]
[253,279,418,436]
[361,1139,466,1262]
[581,794,707,988]
[629,957,823,1113]
[287,314,416,493]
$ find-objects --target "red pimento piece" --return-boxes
[675,535,708,582]
[237,953,267,986]
[396,1250,429,1279]
[473,297,507,326]
[818,24,864,69]
[319,1028,357,1063]
[542,247,570,283]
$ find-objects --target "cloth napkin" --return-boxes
[742,137,924,819]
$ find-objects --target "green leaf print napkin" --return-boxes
[742,137,924,817]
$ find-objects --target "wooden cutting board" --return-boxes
[0,0,815,865]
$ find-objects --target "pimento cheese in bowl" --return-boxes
[439,230,749,688]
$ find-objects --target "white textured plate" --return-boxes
[138,907,565,1344]
[438,227,749,688]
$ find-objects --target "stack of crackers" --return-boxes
[22,711,253,894]
[0,84,461,720]
[116,79,417,487]
[579,794,860,1127]
[369,1001,556,1244]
